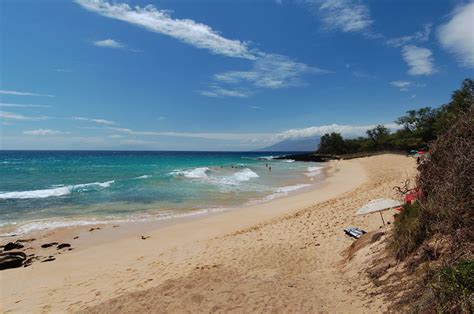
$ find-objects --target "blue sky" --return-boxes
[1,0,473,150]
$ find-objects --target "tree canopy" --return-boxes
[316,79,473,155]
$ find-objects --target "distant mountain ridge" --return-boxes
[259,137,320,152]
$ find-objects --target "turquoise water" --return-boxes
[0,151,324,234]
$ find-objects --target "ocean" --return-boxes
[0,151,325,235]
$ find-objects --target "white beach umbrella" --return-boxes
[356,199,403,225]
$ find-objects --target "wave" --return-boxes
[0,180,115,200]
[263,184,312,201]
[3,207,231,235]
[257,155,278,160]
[233,168,259,182]
[305,166,324,177]
[134,175,151,179]
[172,167,210,179]
[171,167,259,185]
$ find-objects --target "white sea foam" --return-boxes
[0,180,115,200]
[281,159,295,163]
[257,155,277,160]
[134,175,151,179]
[263,184,312,202]
[172,167,259,185]
[305,166,324,177]
[233,168,259,182]
[2,207,231,235]
[173,167,210,179]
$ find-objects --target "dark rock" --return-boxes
[3,242,24,251]
[0,252,26,270]
[40,242,58,248]
[24,257,36,267]
[141,236,150,240]
[42,257,56,263]
[57,243,71,249]
[274,153,340,162]
[73,236,79,239]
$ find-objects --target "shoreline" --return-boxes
[0,161,337,257]
[0,160,326,239]
[0,154,416,313]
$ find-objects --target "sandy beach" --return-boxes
[0,154,416,313]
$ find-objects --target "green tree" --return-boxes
[317,132,347,154]
[366,125,391,149]
[434,78,473,135]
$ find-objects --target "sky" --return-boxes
[1,0,473,151]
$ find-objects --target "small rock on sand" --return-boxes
[41,242,58,249]
[3,242,24,251]
[57,243,71,250]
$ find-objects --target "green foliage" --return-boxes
[389,202,426,260]
[315,78,473,154]
[317,132,348,154]
[432,260,474,312]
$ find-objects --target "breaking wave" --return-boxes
[0,180,115,200]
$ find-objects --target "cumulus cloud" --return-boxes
[93,38,124,49]
[437,2,474,68]
[73,116,116,125]
[0,111,49,120]
[23,129,68,136]
[401,45,435,75]
[76,0,254,59]
[0,90,54,97]
[304,0,373,34]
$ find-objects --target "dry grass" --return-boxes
[387,106,474,312]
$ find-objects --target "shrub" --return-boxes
[389,202,426,260]
[431,260,474,312]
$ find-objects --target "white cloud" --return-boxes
[93,38,124,49]
[0,103,51,108]
[202,53,330,97]
[73,116,116,125]
[0,111,49,120]
[200,86,252,98]
[77,0,322,97]
[401,45,435,75]
[437,2,474,68]
[215,53,328,89]
[276,123,400,140]
[23,129,68,136]
[76,0,254,59]
[390,80,412,91]
[108,127,273,141]
[386,24,432,47]
[0,90,54,97]
[106,122,401,144]
[108,134,124,138]
[305,0,373,34]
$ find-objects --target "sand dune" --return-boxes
[0,154,416,313]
